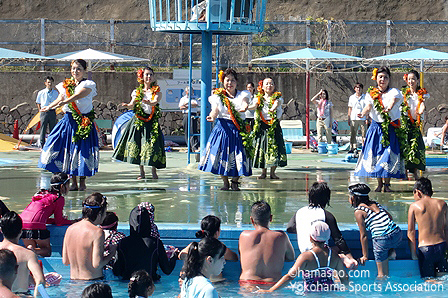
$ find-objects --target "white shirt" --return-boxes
[179,95,199,114]
[315,98,333,119]
[348,93,367,120]
[131,89,158,114]
[366,88,403,122]
[295,206,327,253]
[245,94,255,119]
[180,276,218,298]
[208,90,251,121]
[258,96,284,120]
[405,92,429,120]
[57,80,97,114]
[36,88,59,108]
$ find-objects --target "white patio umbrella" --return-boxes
[252,48,362,148]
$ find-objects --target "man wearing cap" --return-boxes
[239,201,295,284]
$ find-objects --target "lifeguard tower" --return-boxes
[148,0,268,162]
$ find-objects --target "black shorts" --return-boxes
[21,229,50,240]
[417,241,448,278]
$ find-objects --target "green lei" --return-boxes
[63,78,95,143]
[213,88,254,160]
[252,91,282,162]
[368,86,407,154]
[400,86,424,165]
[133,82,161,151]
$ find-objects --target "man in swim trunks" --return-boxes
[239,201,295,284]
[408,177,448,278]
[0,212,45,298]
[63,193,115,280]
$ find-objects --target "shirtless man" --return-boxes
[0,212,45,298]
[408,177,448,278]
[63,193,115,280]
[0,249,19,298]
[239,201,295,284]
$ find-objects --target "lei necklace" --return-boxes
[400,85,427,165]
[63,78,95,142]
[213,88,254,160]
[253,85,282,161]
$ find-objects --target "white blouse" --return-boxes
[131,89,158,114]
[258,96,284,120]
[405,92,429,120]
[366,88,403,122]
[208,90,251,120]
[57,80,97,114]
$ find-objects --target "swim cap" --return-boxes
[310,221,330,242]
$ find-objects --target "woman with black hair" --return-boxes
[20,172,74,257]
[199,68,252,191]
[355,66,405,192]
[349,182,402,277]
[39,59,99,191]
[180,237,226,298]
[401,70,428,179]
[128,270,154,298]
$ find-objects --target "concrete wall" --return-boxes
[1,71,447,135]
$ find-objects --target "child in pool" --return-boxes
[349,182,402,277]
[258,221,348,293]
[180,237,226,298]
[128,270,155,298]
[101,212,126,270]
[20,172,74,257]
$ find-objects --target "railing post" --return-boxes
[248,34,253,70]
[179,34,183,68]
[327,20,332,51]
[386,20,391,55]
[110,19,115,53]
[306,19,311,47]
[40,18,45,56]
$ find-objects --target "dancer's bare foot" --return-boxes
[136,176,146,180]
[79,177,86,191]
[69,184,78,191]
[375,185,383,192]
[231,180,241,191]
[257,174,267,179]
[151,167,158,179]
[383,184,393,192]
[221,179,230,190]
[270,174,279,179]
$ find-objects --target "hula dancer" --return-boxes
[354,67,406,192]
[401,70,428,180]
[38,59,99,191]
[198,68,252,191]
[112,67,165,179]
[250,78,287,179]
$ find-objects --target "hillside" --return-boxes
[1,0,447,21]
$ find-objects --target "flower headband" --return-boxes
[371,68,378,81]
[257,80,264,94]
[218,70,224,83]
[403,73,408,83]
[137,68,144,84]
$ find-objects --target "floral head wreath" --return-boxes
[218,70,225,83]
[257,80,264,94]
[403,73,408,83]
[137,68,144,84]
[371,68,378,81]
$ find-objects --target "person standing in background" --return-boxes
[36,76,59,148]
[245,82,256,132]
[178,86,200,153]
[311,89,333,144]
[348,83,368,153]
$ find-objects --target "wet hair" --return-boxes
[309,182,331,208]
[0,211,22,239]
[71,59,87,70]
[0,200,9,218]
[128,270,154,298]
[82,193,107,222]
[0,249,17,280]
[101,212,119,230]
[246,82,255,88]
[413,177,433,197]
[222,68,238,82]
[196,215,221,239]
[321,89,329,101]
[45,76,54,82]
[182,237,226,280]
[81,283,113,298]
[407,69,420,81]
[48,172,69,195]
[377,66,391,79]
[354,82,363,89]
[348,183,375,207]
[251,201,271,227]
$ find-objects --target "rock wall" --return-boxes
[1,71,447,137]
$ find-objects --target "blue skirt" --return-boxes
[354,120,405,178]
[38,113,99,176]
[198,118,252,177]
